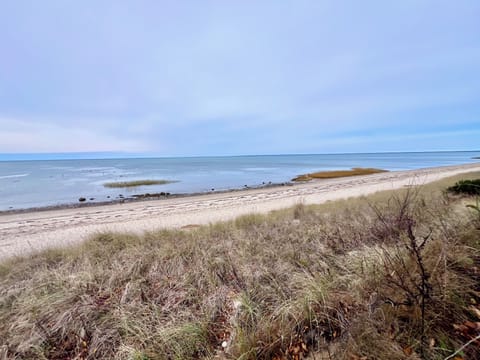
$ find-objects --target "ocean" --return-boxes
[1,151,479,211]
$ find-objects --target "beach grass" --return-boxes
[447,178,480,195]
[103,179,177,188]
[1,172,480,359]
[292,167,387,181]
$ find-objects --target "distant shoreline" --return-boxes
[1,162,480,215]
[2,151,479,212]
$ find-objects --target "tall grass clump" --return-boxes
[1,173,480,359]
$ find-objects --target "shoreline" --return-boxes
[2,152,480,214]
[0,181,293,215]
[1,162,480,261]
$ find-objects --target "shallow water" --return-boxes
[0,151,479,210]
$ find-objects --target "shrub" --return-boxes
[447,179,480,195]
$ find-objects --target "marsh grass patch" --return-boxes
[103,179,178,188]
[292,167,387,182]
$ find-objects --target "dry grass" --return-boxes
[292,167,387,181]
[103,180,177,188]
[1,172,480,359]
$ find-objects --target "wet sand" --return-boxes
[1,163,479,261]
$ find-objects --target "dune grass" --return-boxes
[1,172,480,359]
[448,179,480,195]
[103,179,177,188]
[292,167,387,181]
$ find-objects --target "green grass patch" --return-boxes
[447,179,480,195]
[103,179,177,188]
[292,167,387,182]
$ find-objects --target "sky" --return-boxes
[0,1,479,156]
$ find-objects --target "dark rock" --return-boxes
[89,198,95,201]
[78,197,86,202]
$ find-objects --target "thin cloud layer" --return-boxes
[0,1,479,155]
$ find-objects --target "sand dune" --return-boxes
[1,163,479,261]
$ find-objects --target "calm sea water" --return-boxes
[1,152,479,211]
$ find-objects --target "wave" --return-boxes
[0,173,30,180]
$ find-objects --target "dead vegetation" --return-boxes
[1,173,480,359]
[292,168,387,182]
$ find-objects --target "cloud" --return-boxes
[0,117,147,153]
[0,1,479,155]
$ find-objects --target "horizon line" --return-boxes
[1,149,480,162]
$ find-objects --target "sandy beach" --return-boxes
[1,163,479,261]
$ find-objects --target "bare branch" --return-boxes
[444,333,480,360]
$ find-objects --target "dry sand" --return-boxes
[1,163,479,261]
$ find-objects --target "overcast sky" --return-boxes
[0,1,479,156]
